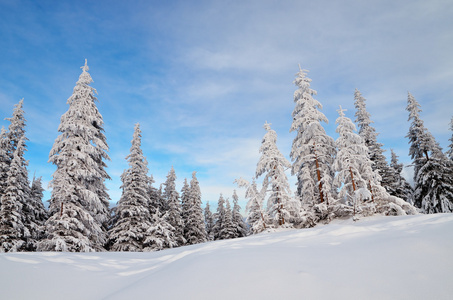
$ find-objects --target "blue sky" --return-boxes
[1,0,452,208]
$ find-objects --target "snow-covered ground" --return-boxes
[1,214,452,300]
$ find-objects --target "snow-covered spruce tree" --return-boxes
[0,138,30,252]
[333,106,376,217]
[163,166,185,246]
[447,116,453,160]
[0,127,9,203]
[22,176,48,250]
[235,178,269,234]
[406,92,438,179]
[204,201,215,241]
[108,124,154,251]
[219,199,236,240]
[334,107,416,218]
[257,122,299,227]
[354,89,394,193]
[231,190,247,238]
[183,172,207,245]
[415,150,453,213]
[212,194,226,240]
[389,149,414,204]
[406,94,453,213]
[143,210,177,252]
[148,175,164,216]
[39,61,110,252]
[180,178,190,232]
[290,68,336,207]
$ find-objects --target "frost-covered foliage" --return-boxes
[257,122,299,227]
[204,201,215,241]
[0,138,30,252]
[41,61,110,251]
[143,210,177,252]
[108,124,153,251]
[235,178,269,234]
[290,68,336,205]
[354,89,394,193]
[163,167,185,246]
[389,149,414,204]
[231,190,247,238]
[183,172,207,245]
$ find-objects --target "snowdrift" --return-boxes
[1,214,452,300]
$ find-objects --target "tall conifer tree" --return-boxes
[40,60,110,251]
[183,172,207,245]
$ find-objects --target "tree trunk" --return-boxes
[313,142,325,204]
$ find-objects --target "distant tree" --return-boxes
[257,122,299,227]
[235,178,269,234]
[219,199,236,240]
[108,124,153,251]
[231,190,247,238]
[0,138,30,252]
[180,178,190,231]
[290,68,336,206]
[406,93,453,213]
[40,61,109,251]
[148,175,164,216]
[212,194,226,240]
[204,201,215,241]
[163,166,185,246]
[354,89,394,193]
[389,149,414,204]
[183,172,207,245]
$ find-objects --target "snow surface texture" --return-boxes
[1,214,452,300]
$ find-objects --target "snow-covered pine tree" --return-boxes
[40,60,110,252]
[406,94,453,213]
[108,124,154,251]
[235,178,269,234]
[143,210,178,252]
[204,201,215,241]
[447,116,453,160]
[354,89,394,193]
[163,166,185,246]
[0,138,30,252]
[22,176,48,250]
[148,175,164,216]
[257,122,299,227]
[183,172,207,245]
[389,149,414,204]
[212,194,226,240]
[334,106,417,218]
[290,68,336,207]
[406,92,438,179]
[219,199,236,240]
[180,178,190,232]
[333,106,379,217]
[231,190,247,238]
[0,127,9,204]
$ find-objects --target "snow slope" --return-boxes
[1,214,452,300]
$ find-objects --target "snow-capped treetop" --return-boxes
[6,99,27,156]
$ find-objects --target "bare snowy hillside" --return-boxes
[1,214,452,300]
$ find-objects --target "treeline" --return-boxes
[1,62,452,252]
[235,68,453,233]
[0,61,246,252]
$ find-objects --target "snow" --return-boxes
[1,214,452,299]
